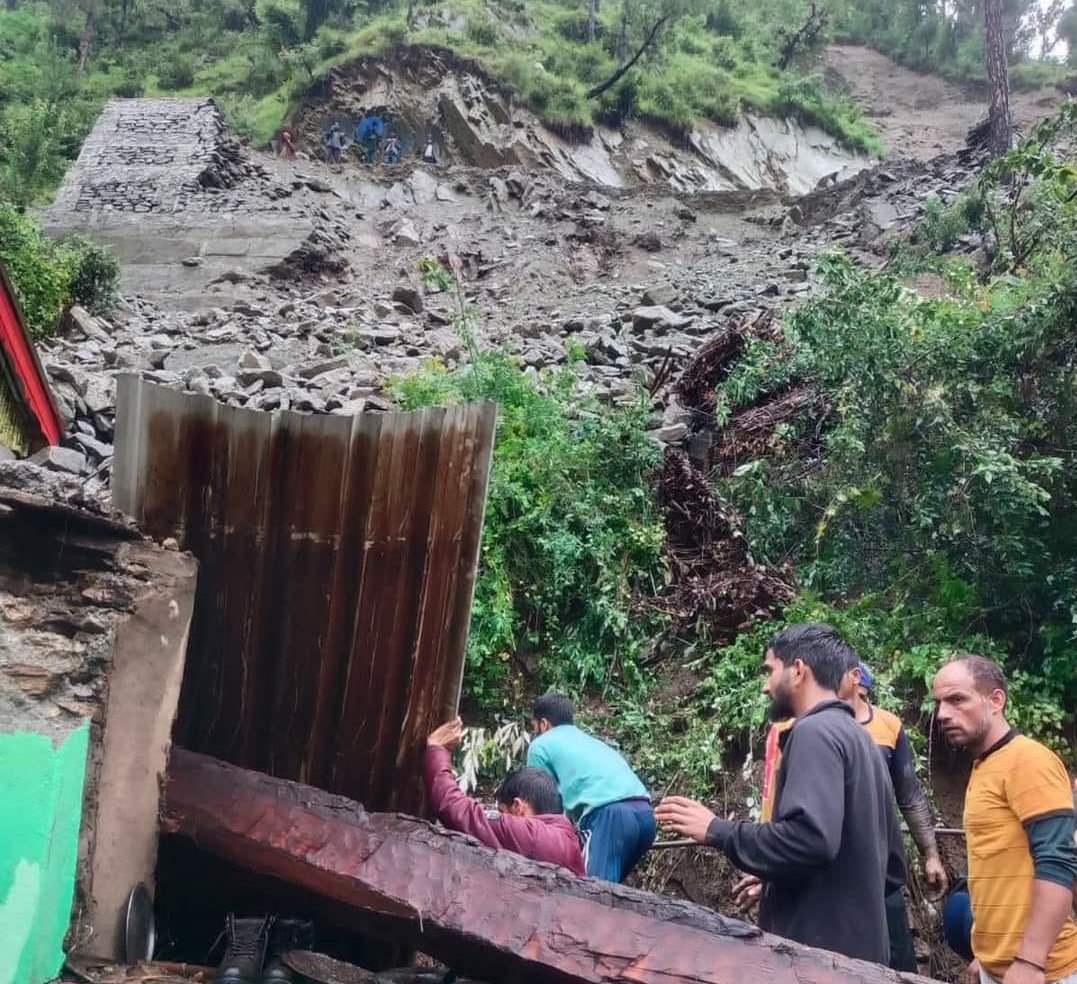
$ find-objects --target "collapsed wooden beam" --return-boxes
[164,749,937,984]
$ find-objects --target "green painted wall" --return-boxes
[0,724,89,984]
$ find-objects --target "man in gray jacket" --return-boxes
[656,623,905,966]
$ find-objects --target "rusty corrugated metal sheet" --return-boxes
[113,375,495,813]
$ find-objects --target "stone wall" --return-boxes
[45,98,290,219]
[41,98,309,308]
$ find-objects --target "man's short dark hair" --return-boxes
[532,693,574,726]
[949,654,1008,695]
[767,622,859,693]
[495,767,563,815]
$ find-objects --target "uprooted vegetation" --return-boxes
[401,109,1077,818]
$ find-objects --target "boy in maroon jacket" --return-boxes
[422,716,585,876]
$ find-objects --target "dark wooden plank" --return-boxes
[165,750,940,984]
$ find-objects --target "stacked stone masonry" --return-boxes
[48,98,290,216]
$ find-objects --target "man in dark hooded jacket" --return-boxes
[656,623,905,966]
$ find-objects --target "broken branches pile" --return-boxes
[657,449,794,638]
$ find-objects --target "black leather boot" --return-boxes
[211,915,272,984]
[260,918,315,984]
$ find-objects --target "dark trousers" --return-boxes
[579,799,656,882]
[886,887,918,972]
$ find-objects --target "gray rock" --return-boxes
[72,432,114,459]
[290,391,326,412]
[67,306,111,342]
[181,256,204,267]
[408,170,439,205]
[239,350,272,371]
[633,231,662,252]
[373,300,395,318]
[865,200,899,232]
[631,306,691,332]
[368,327,402,346]
[641,284,677,307]
[305,178,333,193]
[392,285,424,314]
[47,363,88,395]
[649,423,689,444]
[297,356,349,379]
[29,445,86,475]
[395,221,422,248]
[237,368,284,388]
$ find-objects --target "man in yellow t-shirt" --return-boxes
[934,656,1077,984]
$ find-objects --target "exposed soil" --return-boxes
[826,44,1063,160]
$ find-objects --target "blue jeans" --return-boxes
[579,798,656,882]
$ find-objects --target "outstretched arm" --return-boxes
[657,723,845,881]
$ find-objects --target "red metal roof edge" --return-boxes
[0,262,64,447]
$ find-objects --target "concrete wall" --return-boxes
[0,724,89,984]
[81,544,196,959]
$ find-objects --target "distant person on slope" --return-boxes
[365,128,380,164]
[325,122,343,165]
[422,716,585,876]
[527,693,655,882]
[279,127,295,159]
[384,133,401,165]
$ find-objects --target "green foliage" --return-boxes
[0,205,118,338]
[391,261,666,712]
[913,191,986,252]
[156,52,198,89]
[771,75,883,154]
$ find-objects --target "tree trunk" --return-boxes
[984,0,1012,155]
[617,0,628,65]
[586,14,669,99]
[77,5,97,74]
[587,0,597,42]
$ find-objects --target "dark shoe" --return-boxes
[261,918,315,984]
[212,915,272,984]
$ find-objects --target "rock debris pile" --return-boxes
[28,93,995,490]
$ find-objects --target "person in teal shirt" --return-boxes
[527,693,656,882]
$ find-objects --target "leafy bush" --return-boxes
[914,191,987,252]
[771,76,883,155]
[465,14,499,46]
[0,205,117,338]
[156,53,197,90]
[65,238,120,315]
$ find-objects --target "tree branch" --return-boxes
[586,14,670,100]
